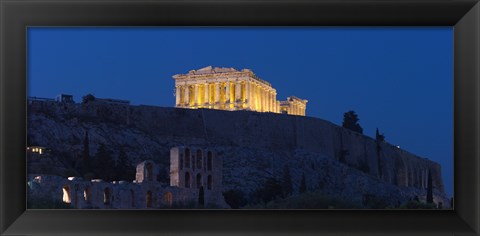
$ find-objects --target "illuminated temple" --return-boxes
[173,66,308,116]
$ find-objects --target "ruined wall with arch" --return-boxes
[28,152,227,209]
[170,146,222,192]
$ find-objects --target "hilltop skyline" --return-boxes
[27,27,453,196]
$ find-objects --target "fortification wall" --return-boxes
[125,106,444,192]
[27,101,448,207]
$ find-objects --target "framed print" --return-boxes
[1,0,479,235]
[25,26,453,211]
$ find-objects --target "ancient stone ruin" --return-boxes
[27,97,451,209]
[27,147,228,209]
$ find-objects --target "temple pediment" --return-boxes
[185,66,239,75]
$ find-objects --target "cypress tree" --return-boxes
[376,129,383,179]
[426,170,433,204]
[376,128,385,142]
[198,186,205,207]
[81,131,91,175]
[116,149,134,181]
[94,143,115,181]
[342,110,363,134]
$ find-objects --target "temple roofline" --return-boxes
[172,66,272,87]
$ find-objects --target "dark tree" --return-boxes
[375,128,384,178]
[299,173,307,193]
[82,94,96,104]
[252,177,283,203]
[376,128,385,142]
[342,110,363,134]
[115,149,135,181]
[80,131,91,175]
[93,143,115,181]
[223,189,248,209]
[281,165,293,197]
[426,170,433,204]
[198,186,205,207]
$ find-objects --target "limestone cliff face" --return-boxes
[27,100,449,207]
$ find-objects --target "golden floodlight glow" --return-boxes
[172,66,308,116]
[62,186,71,203]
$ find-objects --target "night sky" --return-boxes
[27,27,453,197]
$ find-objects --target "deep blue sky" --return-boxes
[27,27,453,197]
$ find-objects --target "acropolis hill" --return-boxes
[27,97,450,208]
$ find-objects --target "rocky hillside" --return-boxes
[27,99,449,208]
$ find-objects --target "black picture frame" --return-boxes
[1,0,479,235]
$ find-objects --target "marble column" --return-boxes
[274,93,278,113]
[214,82,220,108]
[259,85,263,111]
[260,86,263,111]
[184,84,190,107]
[204,83,209,106]
[269,91,273,112]
[255,84,260,111]
[251,82,256,110]
[267,91,271,112]
[258,87,262,111]
[262,88,266,112]
[235,81,241,104]
[175,86,180,106]
[225,82,230,107]
[258,86,262,111]
[193,84,198,106]
[245,81,250,108]
[265,90,269,112]
[253,83,257,110]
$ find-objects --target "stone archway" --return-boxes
[163,192,173,206]
[146,190,153,208]
[185,148,191,168]
[196,173,202,189]
[196,149,203,170]
[84,186,91,204]
[185,172,191,188]
[104,188,111,206]
[207,175,212,190]
[62,185,71,204]
[207,151,213,171]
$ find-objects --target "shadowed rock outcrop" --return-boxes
[27,100,449,208]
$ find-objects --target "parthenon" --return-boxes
[172,66,308,116]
